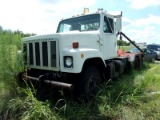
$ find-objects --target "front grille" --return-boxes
[23,43,27,64]
[24,38,58,69]
[35,42,40,66]
[42,42,48,66]
[29,43,33,65]
[50,41,56,67]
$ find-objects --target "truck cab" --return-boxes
[56,10,121,61]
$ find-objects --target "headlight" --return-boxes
[64,56,73,68]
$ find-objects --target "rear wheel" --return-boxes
[134,57,140,69]
[81,66,102,101]
[124,61,131,73]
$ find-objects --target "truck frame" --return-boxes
[19,9,143,100]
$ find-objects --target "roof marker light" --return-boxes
[84,8,89,14]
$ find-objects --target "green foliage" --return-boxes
[0,26,37,119]
[117,39,130,46]
[117,39,136,47]
[4,85,59,120]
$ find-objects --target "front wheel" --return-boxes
[81,66,102,101]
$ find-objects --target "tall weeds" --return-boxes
[0,30,62,120]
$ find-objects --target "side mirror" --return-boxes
[116,18,122,32]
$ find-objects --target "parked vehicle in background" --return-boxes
[127,48,156,63]
[149,49,157,60]
[147,44,160,60]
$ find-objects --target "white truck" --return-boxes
[19,9,142,100]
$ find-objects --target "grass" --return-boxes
[4,85,59,120]
[61,63,160,120]
[1,62,160,120]
[118,45,132,51]
[0,34,160,119]
[144,64,160,92]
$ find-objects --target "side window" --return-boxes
[104,16,114,33]
[59,24,72,32]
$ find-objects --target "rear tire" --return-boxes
[134,57,140,69]
[125,61,131,73]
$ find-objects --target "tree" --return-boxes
[117,40,130,46]
[0,26,36,47]
[0,26,3,31]
[13,30,36,37]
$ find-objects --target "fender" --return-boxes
[60,48,106,73]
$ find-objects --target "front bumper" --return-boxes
[25,75,74,91]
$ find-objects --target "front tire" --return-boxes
[81,66,102,101]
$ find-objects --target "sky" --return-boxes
[0,0,160,44]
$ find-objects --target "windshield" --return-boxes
[57,14,100,33]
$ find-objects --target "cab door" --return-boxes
[101,15,117,60]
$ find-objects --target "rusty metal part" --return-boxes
[26,76,39,81]
[45,80,74,91]
[25,76,74,91]
[117,49,130,57]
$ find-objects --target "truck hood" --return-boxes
[22,31,99,42]
[22,31,101,53]
[58,31,100,50]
